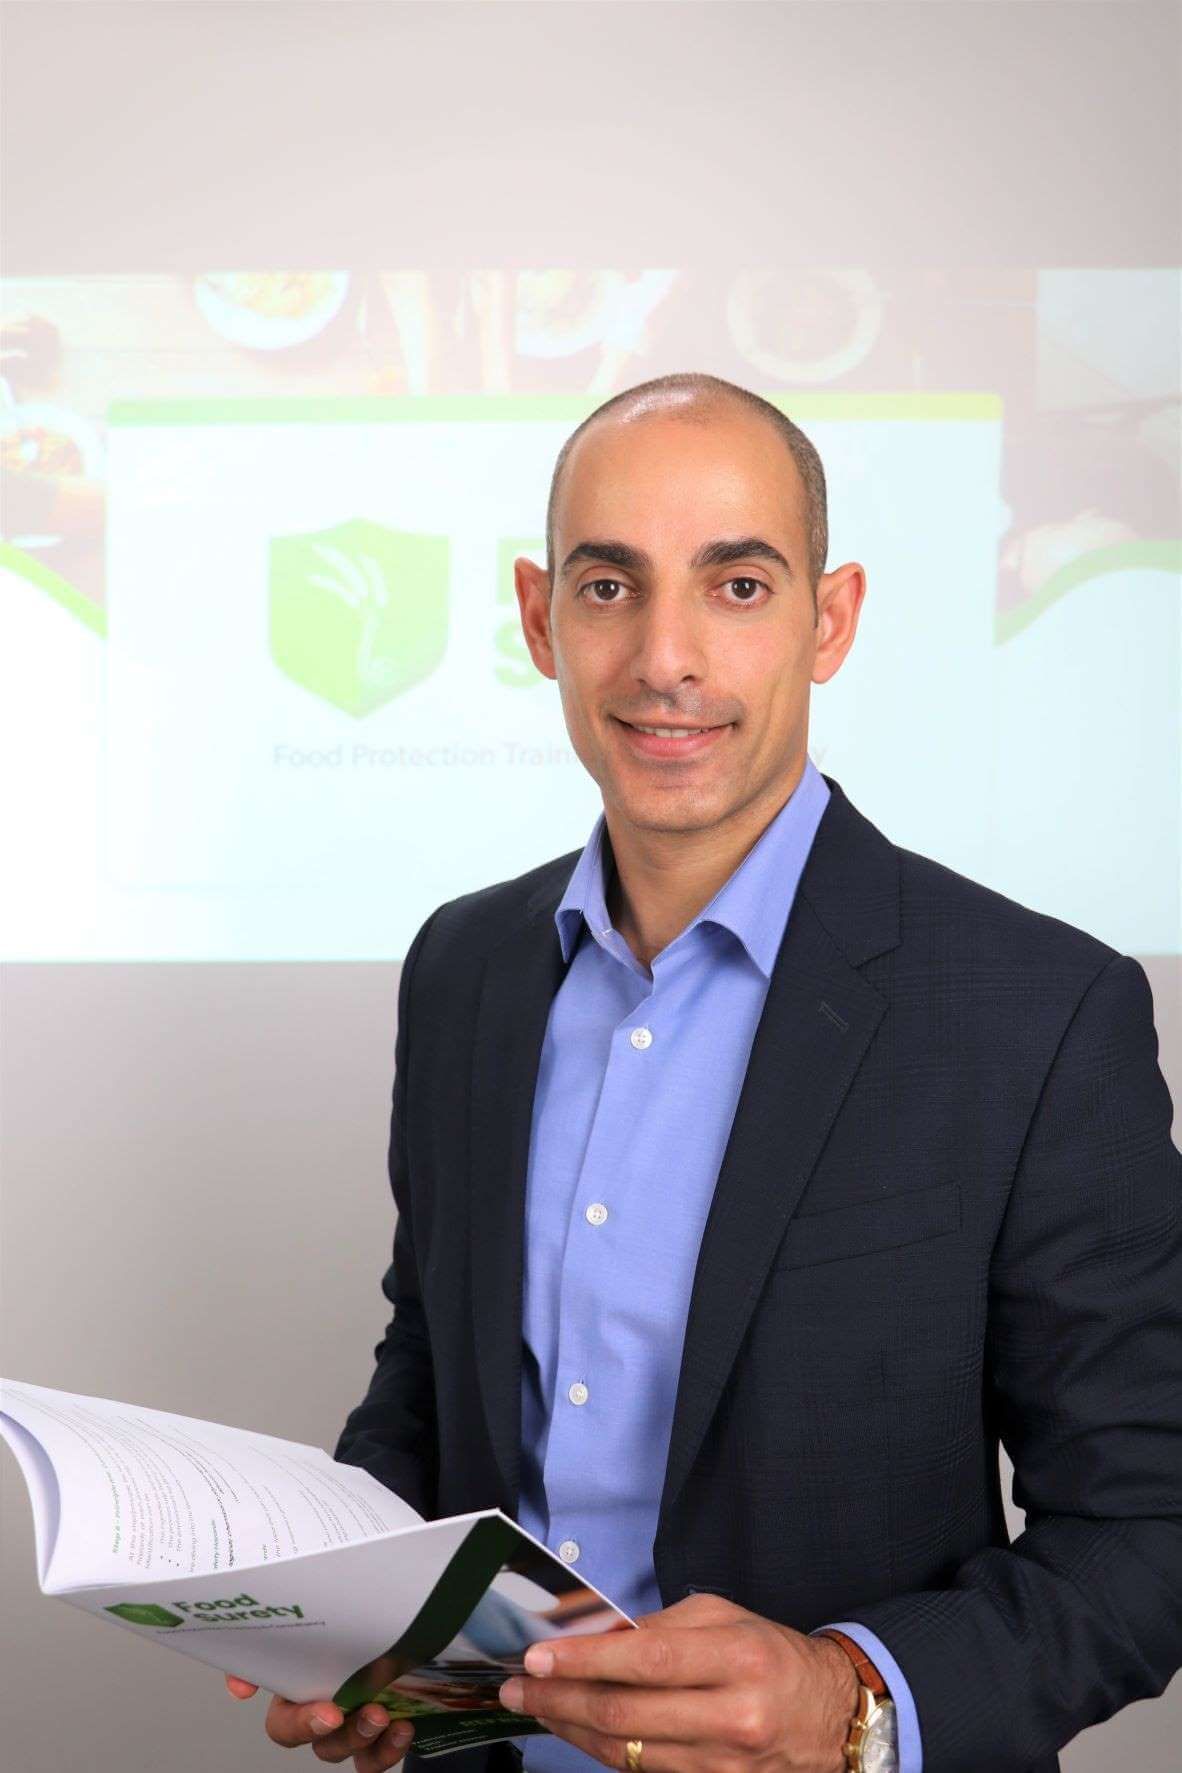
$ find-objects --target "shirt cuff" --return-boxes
[811,1620,922,1773]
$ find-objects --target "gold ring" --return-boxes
[625,1741,644,1771]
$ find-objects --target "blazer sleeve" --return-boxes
[835,952,1182,1772]
[332,907,443,1519]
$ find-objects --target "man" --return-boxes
[227,373,1182,1772]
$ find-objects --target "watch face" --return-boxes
[861,1700,898,1773]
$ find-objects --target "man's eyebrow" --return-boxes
[559,540,653,578]
[691,536,793,577]
[558,536,794,579]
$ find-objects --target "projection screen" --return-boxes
[3,267,1177,965]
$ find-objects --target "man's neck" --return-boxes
[602,757,808,974]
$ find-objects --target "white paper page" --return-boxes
[68,1513,486,1707]
[64,1509,633,1725]
[0,1408,62,1588]
[0,1379,423,1594]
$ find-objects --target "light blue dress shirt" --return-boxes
[513,753,921,1771]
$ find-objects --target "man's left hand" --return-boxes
[497,1592,859,1772]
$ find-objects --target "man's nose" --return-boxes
[628,592,707,695]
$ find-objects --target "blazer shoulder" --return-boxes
[413,847,582,970]
[894,840,1122,980]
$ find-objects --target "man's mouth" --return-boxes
[612,716,733,758]
[616,716,732,733]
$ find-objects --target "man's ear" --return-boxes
[515,555,558,681]
[811,560,866,688]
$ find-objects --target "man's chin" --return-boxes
[608,781,734,837]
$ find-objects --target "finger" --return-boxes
[523,1622,740,1687]
[308,1705,396,1763]
[541,1716,679,1771]
[225,1674,258,1699]
[354,1717,415,1771]
[503,1674,728,1743]
[265,1694,346,1747]
[643,1594,741,1628]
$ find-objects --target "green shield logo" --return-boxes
[106,1602,184,1628]
[269,519,450,716]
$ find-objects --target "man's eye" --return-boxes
[578,577,769,605]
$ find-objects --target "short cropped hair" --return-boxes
[544,372,828,596]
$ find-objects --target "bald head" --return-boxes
[545,372,828,595]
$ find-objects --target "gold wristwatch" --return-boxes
[814,1628,898,1773]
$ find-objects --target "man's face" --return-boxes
[516,405,864,839]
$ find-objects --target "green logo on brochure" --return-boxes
[106,1602,185,1629]
[269,519,450,717]
[107,1593,306,1628]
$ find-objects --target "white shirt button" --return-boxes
[557,1538,580,1564]
[629,1026,653,1049]
[567,1380,589,1406]
[585,1202,608,1226]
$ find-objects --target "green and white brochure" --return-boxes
[0,1378,634,1758]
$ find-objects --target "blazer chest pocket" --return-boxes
[771,1178,961,1272]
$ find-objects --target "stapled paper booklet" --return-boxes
[0,1379,634,1758]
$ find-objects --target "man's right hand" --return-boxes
[224,1674,415,1769]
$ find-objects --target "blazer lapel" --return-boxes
[655,777,901,1534]
[467,886,572,1515]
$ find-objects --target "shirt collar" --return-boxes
[554,754,831,979]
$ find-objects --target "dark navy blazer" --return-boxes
[336,773,1182,1773]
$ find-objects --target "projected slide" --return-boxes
[1,269,1178,961]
